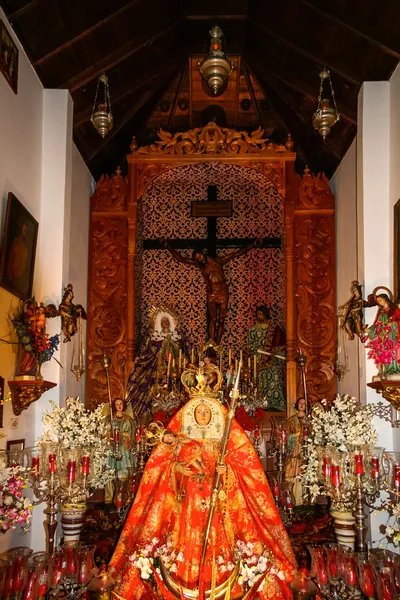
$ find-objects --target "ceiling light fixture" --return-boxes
[91,73,114,138]
[312,69,340,139]
[198,25,233,96]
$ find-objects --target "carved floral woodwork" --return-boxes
[86,170,129,410]
[294,171,336,405]
[9,379,57,416]
[86,124,336,411]
[133,123,292,156]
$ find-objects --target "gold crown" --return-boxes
[181,363,223,398]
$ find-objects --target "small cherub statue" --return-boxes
[58,283,87,342]
[339,280,376,341]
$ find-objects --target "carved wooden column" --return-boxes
[127,162,138,373]
[294,169,336,405]
[285,162,300,414]
[86,170,129,408]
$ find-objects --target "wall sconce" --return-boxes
[312,69,340,139]
[198,25,233,96]
[91,73,114,138]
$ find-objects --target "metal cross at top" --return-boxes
[143,185,282,255]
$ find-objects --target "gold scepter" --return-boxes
[201,360,242,565]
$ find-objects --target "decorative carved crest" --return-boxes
[91,167,128,212]
[297,167,334,210]
[133,122,292,156]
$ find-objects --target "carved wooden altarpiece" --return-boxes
[86,123,336,412]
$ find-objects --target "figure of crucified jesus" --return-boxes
[161,239,261,345]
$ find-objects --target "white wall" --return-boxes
[331,140,359,398]
[0,9,93,552]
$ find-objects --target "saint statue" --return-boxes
[284,397,307,505]
[105,398,136,504]
[109,365,297,599]
[58,283,87,342]
[247,305,286,411]
[365,291,400,378]
[126,306,185,417]
[161,240,261,344]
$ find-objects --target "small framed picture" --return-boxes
[0,20,18,94]
[6,438,25,464]
[0,193,38,299]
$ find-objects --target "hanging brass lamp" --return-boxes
[91,73,114,138]
[198,25,233,96]
[312,69,340,139]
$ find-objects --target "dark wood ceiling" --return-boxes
[2,0,399,179]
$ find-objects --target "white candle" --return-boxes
[254,354,257,382]
[191,347,195,364]
[167,353,172,379]
[179,349,182,369]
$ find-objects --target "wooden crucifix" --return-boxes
[144,185,282,345]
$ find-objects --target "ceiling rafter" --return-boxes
[301,0,400,61]
[245,54,357,126]
[6,0,45,21]
[33,0,142,66]
[59,18,184,93]
[87,63,182,166]
[73,71,164,127]
[185,14,247,20]
[249,19,362,87]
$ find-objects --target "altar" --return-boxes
[86,122,336,415]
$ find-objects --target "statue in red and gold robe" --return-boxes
[109,366,297,600]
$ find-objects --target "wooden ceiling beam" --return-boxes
[86,64,181,162]
[243,62,261,124]
[249,19,362,86]
[6,0,44,21]
[59,19,184,93]
[185,15,247,20]
[246,55,357,126]
[301,0,400,61]
[252,68,341,175]
[33,0,142,66]
[73,71,163,127]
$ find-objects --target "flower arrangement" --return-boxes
[38,397,114,491]
[0,455,32,534]
[11,298,60,367]
[364,319,400,370]
[235,406,266,432]
[302,394,377,500]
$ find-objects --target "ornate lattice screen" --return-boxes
[86,123,337,412]
[138,162,285,351]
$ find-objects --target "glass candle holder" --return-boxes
[32,553,49,599]
[77,544,96,589]
[324,543,340,585]
[307,544,329,589]
[356,553,375,599]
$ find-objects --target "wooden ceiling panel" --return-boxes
[33,0,182,88]
[70,23,184,115]
[7,0,134,65]
[303,0,400,59]
[245,27,359,124]
[2,0,399,177]
[249,0,397,84]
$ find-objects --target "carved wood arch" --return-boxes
[86,123,336,412]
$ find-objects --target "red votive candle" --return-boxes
[12,557,24,592]
[31,456,39,478]
[67,460,76,483]
[37,566,48,596]
[253,426,260,440]
[362,564,375,598]
[113,428,120,442]
[371,457,380,479]
[82,455,90,476]
[23,571,37,600]
[52,556,62,586]
[347,557,358,586]
[394,465,400,488]
[49,454,57,473]
[286,496,293,509]
[317,552,328,585]
[331,465,340,487]
[66,547,77,576]
[355,454,364,476]
[273,480,280,497]
[136,428,142,443]
[280,429,287,444]
[323,457,331,478]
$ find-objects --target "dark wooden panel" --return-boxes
[183,17,247,54]
[246,25,359,124]
[304,0,400,59]
[183,0,248,17]
[250,0,397,83]
[34,0,182,88]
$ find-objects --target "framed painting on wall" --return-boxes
[394,199,400,302]
[0,193,38,300]
[0,20,18,94]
